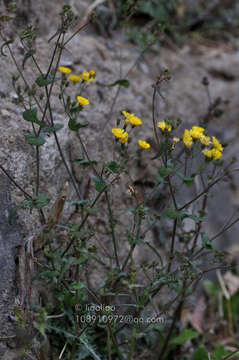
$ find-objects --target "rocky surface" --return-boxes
[0,176,22,358]
[1,0,239,357]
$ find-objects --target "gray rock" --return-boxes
[0,175,22,340]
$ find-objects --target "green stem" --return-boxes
[167,219,178,273]
[105,191,120,268]
[152,85,160,149]
[63,21,90,47]
[158,280,187,360]
[121,217,142,272]
[61,174,120,257]
[0,164,33,200]
[43,33,82,200]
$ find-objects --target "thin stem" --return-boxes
[152,85,160,149]
[107,325,124,360]
[0,164,33,200]
[167,219,178,273]
[158,281,187,359]
[195,215,239,263]
[102,40,155,131]
[0,33,48,123]
[222,349,239,360]
[142,278,194,331]
[144,241,164,268]
[105,191,120,267]
[35,145,40,195]
[43,33,82,200]
[191,191,208,253]
[63,21,90,47]
[61,174,120,257]
[107,326,112,360]
[121,216,142,272]
[178,175,223,211]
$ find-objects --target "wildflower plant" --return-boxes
[0,5,239,360]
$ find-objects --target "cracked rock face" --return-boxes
[1,0,239,357]
[0,176,22,356]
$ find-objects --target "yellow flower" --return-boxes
[58,66,72,74]
[190,126,204,139]
[89,69,95,77]
[182,129,193,148]
[120,132,129,144]
[122,110,132,120]
[202,148,222,160]
[202,148,213,159]
[82,70,95,82]
[200,135,211,146]
[212,136,223,152]
[157,121,172,132]
[76,96,90,106]
[211,148,222,160]
[68,74,82,82]
[129,115,142,126]
[112,128,124,139]
[138,140,151,149]
[122,110,142,126]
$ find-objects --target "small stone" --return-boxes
[1,109,11,117]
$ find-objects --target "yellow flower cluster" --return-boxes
[122,111,142,126]
[58,66,95,83]
[158,121,172,132]
[138,140,150,149]
[82,70,95,82]
[182,125,223,160]
[112,128,129,144]
[112,111,150,149]
[182,129,194,149]
[202,136,224,160]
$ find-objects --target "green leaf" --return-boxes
[203,280,218,297]
[156,164,174,183]
[211,343,229,360]
[68,200,89,207]
[152,140,171,160]
[34,193,50,209]
[93,176,106,192]
[105,161,121,173]
[68,118,88,131]
[22,49,35,69]
[8,201,28,225]
[170,329,200,345]
[201,232,215,250]
[74,158,97,167]
[22,108,45,127]
[183,214,204,222]
[35,74,59,87]
[79,337,102,360]
[163,207,181,220]
[24,133,46,146]
[1,39,13,56]
[42,123,64,133]
[100,79,130,88]
[163,207,203,223]
[176,171,195,187]
[32,270,59,281]
[193,345,208,360]
[0,16,14,23]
